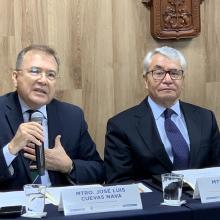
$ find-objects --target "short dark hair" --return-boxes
[16,44,60,71]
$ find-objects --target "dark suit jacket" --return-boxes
[104,97,220,183]
[0,92,105,190]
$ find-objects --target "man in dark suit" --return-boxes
[0,44,105,190]
[104,46,220,184]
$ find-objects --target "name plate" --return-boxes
[193,176,220,203]
[59,184,143,216]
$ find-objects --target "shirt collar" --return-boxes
[147,96,181,120]
[18,96,47,119]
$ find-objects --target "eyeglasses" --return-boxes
[146,69,184,80]
[17,66,57,81]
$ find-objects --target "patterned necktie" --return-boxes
[164,108,189,170]
[26,110,42,184]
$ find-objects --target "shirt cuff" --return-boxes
[3,144,17,166]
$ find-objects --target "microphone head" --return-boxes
[31,111,43,124]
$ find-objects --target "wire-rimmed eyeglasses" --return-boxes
[146,69,184,80]
[16,66,57,81]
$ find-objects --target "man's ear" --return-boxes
[12,71,18,88]
[143,75,148,90]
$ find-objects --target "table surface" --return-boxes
[15,181,220,220]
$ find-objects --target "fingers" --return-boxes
[45,136,72,173]
[26,142,35,148]
[54,135,62,148]
[24,122,44,142]
[30,164,37,170]
[26,135,42,147]
[8,122,44,155]
[24,151,36,161]
[24,144,35,154]
[23,142,38,162]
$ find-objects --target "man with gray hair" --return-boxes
[104,46,220,184]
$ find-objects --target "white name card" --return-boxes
[193,176,220,203]
[59,184,143,216]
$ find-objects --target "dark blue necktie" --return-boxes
[164,108,189,170]
[27,110,42,184]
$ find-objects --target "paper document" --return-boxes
[137,183,152,193]
[173,167,220,190]
[0,191,25,207]
[0,184,101,207]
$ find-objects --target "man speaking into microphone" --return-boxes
[0,45,105,190]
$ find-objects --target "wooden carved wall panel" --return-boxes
[143,0,204,39]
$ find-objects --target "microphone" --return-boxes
[31,111,45,176]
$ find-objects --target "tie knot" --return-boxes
[26,109,37,121]
[164,108,174,119]
[26,109,35,114]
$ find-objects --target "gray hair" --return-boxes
[16,44,60,71]
[143,46,187,76]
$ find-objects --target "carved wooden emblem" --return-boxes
[142,0,204,39]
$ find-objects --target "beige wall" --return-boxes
[0,0,219,157]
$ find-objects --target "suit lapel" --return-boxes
[180,102,201,167]
[47,100,62,148]
[5,92,31,179]
[5,92,23,136]
[46,100,62,185]
[135,99,173,171]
